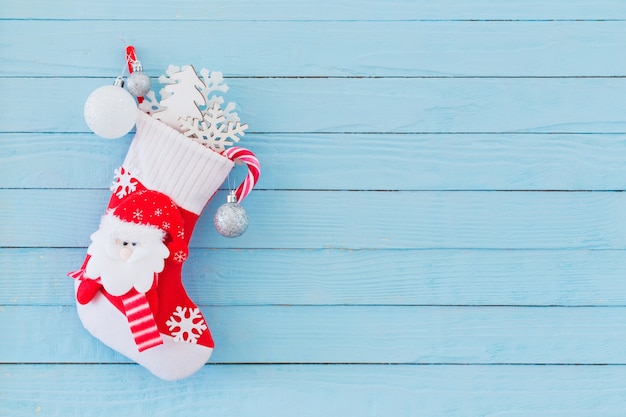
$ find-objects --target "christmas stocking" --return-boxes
[69,111,235,380]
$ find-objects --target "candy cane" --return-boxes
[223,147,260,203]
[125,45,138,75]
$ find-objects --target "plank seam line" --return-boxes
[6,131,626,135]
[2,362,626,366]
[3,131,626,136]
[4,188,626,192]
[4,75,626,80]
[7,246,626,250]
[0,246,626,253]
[6,304,626,308]
[2,18,626,22]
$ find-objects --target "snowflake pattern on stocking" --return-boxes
[173,250,187,263]
[166,306,208,343]
[110,167,138,198]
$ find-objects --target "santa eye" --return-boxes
[122,241,129,246]
[132,242,137,247]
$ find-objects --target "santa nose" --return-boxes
[120,246,133,261]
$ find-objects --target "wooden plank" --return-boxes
[4,78,626,134]
[5,305,626,364]
[3,364,626,416]
[4,189,626,249]
[0,133,127,189]
[5,247,626,307]
[5,133,626,191]
[4,0,626,20]
[3,21,626,77]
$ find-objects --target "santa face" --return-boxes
[85,213,170,296]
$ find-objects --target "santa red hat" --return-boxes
[103,189,188,263]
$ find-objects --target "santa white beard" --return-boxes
[85,212,170,296]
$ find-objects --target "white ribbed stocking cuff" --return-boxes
[123,111,234,214]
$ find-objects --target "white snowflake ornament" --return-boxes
[138,91,165,115]
[222,101,240,123]
[180,102,248,151]
[199,68,229,101]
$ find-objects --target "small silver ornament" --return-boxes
[126,61,152,97]
[214,191,249,238]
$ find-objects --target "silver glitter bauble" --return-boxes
[214,192,249,238]
[126,71,152,97]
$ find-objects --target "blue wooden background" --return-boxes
[3,1,626,415]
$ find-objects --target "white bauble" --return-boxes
[84,84,137,139]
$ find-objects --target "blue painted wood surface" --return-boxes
[2,1,626,415]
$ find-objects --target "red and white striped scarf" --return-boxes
[120,292,163,352]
